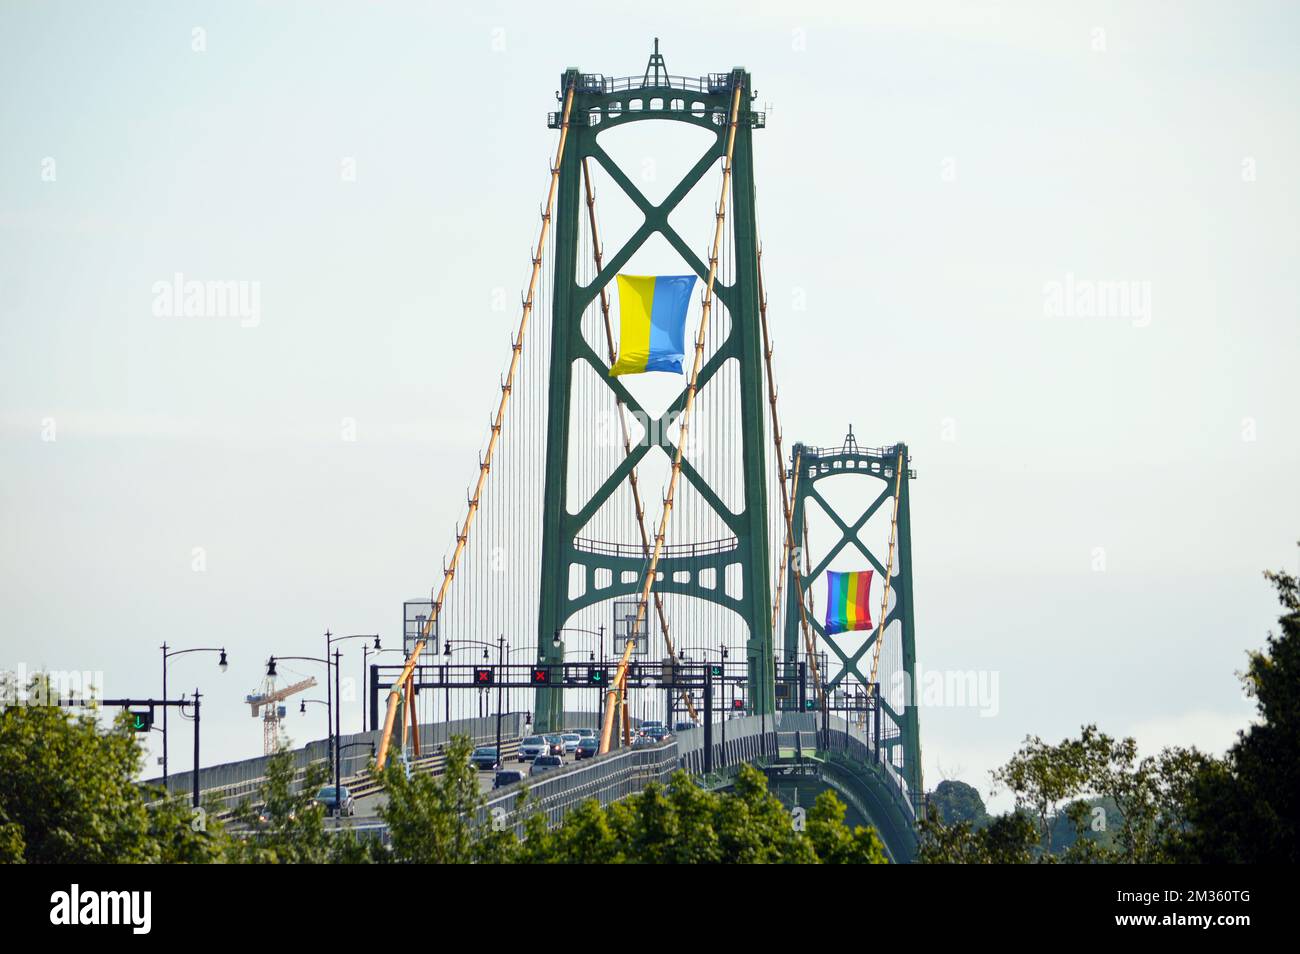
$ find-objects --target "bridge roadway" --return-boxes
[159,711,918,861]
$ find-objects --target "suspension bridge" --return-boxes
[161,44,925,861]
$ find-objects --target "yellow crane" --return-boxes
[246,676,317,754]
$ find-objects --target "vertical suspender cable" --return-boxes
[376,82,576,770]
[599,79,744,754]
[758,245,824,705]
[868,448,905,689]
[581,158,699,721]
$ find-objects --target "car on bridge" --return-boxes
[560,733,581,753]
[246,802,295,827]
[518,736,548,761]
[493,769,525,789]
[571,727,597,739]
[315,785,355,817]
[674,722,697,732]
[643,725,672,742]
[543,734,566,756]
[574,736,599,759]
[470,745,501,770]
[529,755,564,776]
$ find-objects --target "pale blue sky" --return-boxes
[2,1,1298,800]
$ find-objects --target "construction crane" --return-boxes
[246,675,317,754]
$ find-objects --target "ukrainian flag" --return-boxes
[609,274,697,376]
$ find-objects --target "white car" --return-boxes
[518,735,549,761]
[561,733,581,753]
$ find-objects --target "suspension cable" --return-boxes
[376,81,576,770]
[599,79,743,754]
[758,246,824,705]
[868,448,906,689]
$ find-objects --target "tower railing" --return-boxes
[573,535,737,559]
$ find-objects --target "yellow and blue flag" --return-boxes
[609,274,697,376]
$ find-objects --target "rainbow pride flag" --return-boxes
[825,570,874,635]
[609,274,697,376]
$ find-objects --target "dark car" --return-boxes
[493,769,525,789]
[632,735,658,749]
[543,734,566,756]
[644,725,672,742]
[575,737,599,760]
[529,754,564,776]
[315,785,355,817]
[470,745,501,770]
[673,722,697,733]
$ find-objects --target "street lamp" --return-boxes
[444,639,499,719]
[160,644,228,786]
[325,632,380,793]
[266,653,332,777]
[554,626,607,726]
[362,646,404,732]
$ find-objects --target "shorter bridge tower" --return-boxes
[782,432,921,799]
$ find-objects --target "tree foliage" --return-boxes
[927,780,988,826]
[1173,568,1300,862]
[921,563,1300,864]
[0,683,229,863]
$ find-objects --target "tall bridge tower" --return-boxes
[534,50,773,730]
[782,435,922,798]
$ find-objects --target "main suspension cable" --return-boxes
[376,81,576,770]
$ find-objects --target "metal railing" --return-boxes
[575,71,735,95]
[573,535,737,559]
[823,716,916,822]
[479,738,681,835]
[147,714,527,812]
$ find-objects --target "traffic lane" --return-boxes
[342,750,586,820]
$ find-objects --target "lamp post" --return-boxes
[267,654,331,774]
[333,648,341,799]
[160,644,227,787]
[443,639,497,720]
[553,626,606,726]
[362,646,403,732]
[325,632,380,760]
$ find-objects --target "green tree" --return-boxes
[715,765,818,863]
[992,725,1101,855]
[378,735,485,863]
[1175,568,1300,862]
[229,745,332,863]
[0,684,229,863]
[917,804,1038,863]
[806,790,888,864]
[927,780,988,826]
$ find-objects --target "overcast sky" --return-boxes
[2,0,1297,804]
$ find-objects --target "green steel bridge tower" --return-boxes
[534,50,773,730]
[782,434,923,799]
